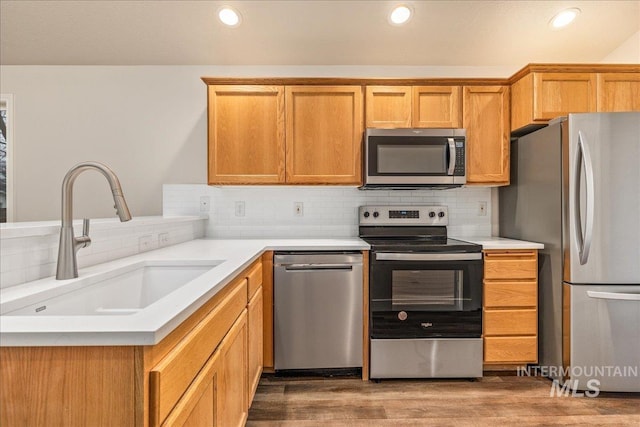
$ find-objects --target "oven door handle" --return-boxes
[375,252,482,261]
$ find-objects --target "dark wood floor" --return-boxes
[247,374,640,426]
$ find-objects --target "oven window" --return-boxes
[391,270,463,310]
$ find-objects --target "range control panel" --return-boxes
[359,205,448,226]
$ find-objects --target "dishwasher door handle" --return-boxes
[282,264,354,272]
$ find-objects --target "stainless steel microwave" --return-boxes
[362,128,466,189]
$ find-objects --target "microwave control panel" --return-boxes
[454,140,465,176]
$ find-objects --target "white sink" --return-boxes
[4,260,223,316]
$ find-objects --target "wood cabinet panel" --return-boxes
[285,86,363,184]
[161,350,221,427]
[484,251,537,280]
[247,261,263,299]
[484,337,537,363]
[484,281,537,308]
[597,73,640,112]
[0,346,136,427]
[413,86,462,128]
[365,86,412,128]
[207,85,285,184]
[149,278,247,426]
[463,86,510,185]
[533,73,597,120]
[219,310,249,427]
[484,309,537,336]
[261,251,275,370]
[248,287,264,404]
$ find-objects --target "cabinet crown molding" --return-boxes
[202,63,640,87]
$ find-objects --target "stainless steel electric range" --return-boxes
[359,205,484,379]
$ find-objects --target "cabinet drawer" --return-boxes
[247,261,263,299]
[484,251,537,280]
[484,281,537,308]
[150,278,248,426]
[484,336,537,363]
[484,309,537,336]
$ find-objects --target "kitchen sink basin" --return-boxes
[4,260,224,316]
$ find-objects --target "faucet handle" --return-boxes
[82,218,90,236]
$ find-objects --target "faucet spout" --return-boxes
[56,161,132,280]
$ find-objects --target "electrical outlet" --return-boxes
[158,232,170,247]
[294,202,304,217]
[200,196,210,212]
[478,201,487,216]
[235,201,245,217]
[139,235,153,252]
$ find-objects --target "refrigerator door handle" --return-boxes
[574,131,595,265]
[587,290,640,301]
[447,138,456,175]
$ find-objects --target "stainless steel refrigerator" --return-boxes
[500,112,640,392]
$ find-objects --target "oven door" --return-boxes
[369,251,483,338]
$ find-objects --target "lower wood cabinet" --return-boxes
[0,257,265,427]
[219,311,249,427]
[483,250,538,364]
[248,286,264,403]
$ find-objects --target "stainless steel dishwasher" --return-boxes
[274,251,363,373]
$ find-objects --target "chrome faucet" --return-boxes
[56,162,132,280]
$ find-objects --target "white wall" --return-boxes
[601,31,640,63]
[0,65,516,222]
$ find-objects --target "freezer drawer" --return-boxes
[568,283,640,392]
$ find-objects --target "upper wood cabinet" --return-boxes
[510,66,640,132]
[597,73,640,112]
[413,86,462,128]
[207,85,285,184]
[206,84,363,185]
[365,85,461,128]
[511,72,596,131]
[285,86,363,184]
[365,86,412,128]
[463,86,510,186]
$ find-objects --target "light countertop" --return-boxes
[0,238,369,347]
[453,236,544,250]
[0,236,542,347]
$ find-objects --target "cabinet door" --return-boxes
[413,86,462,128]
[365,86,412,128]
[219,310,248,427]
[463,86,510,185]
[597,73,640,112]
[533,73,596,120]
[161,351,221,427]
[207,85,285,184]
[285,86,363,184]
[247,286,264,404]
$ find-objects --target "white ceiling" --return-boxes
[1,0,639,66]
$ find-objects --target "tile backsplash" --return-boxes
[0,217,206,289]
[163,184,492,238]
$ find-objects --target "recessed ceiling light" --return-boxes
[550,8,580,29]
[389,4,413,26]
[218,6,241,27]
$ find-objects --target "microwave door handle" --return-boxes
[447,138,456,175]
